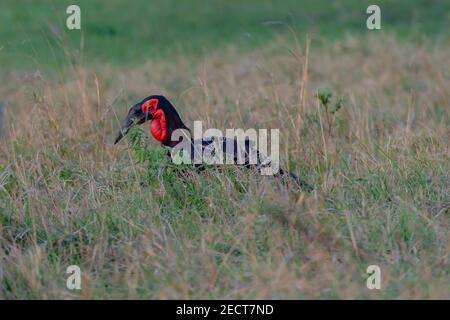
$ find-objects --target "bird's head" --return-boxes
[114,95,188,146]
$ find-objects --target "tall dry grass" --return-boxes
[0,35,449,299]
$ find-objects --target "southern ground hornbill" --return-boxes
[114,95,313,191]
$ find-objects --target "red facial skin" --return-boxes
[141,99,167,142]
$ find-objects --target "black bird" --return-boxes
[114,95,313,191]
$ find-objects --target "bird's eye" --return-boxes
[141,98,159,113]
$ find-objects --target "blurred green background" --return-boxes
[1,0,449,72]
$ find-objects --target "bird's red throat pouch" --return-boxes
[150,109,167,142]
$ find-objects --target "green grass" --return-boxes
[1,118,448,298]
[1,0,450,72]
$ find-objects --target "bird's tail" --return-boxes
[279,168,314,192]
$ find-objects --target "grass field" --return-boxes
[0,1,449,299]
[1,0,450,71]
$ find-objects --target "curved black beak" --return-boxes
[114,104,151,144]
